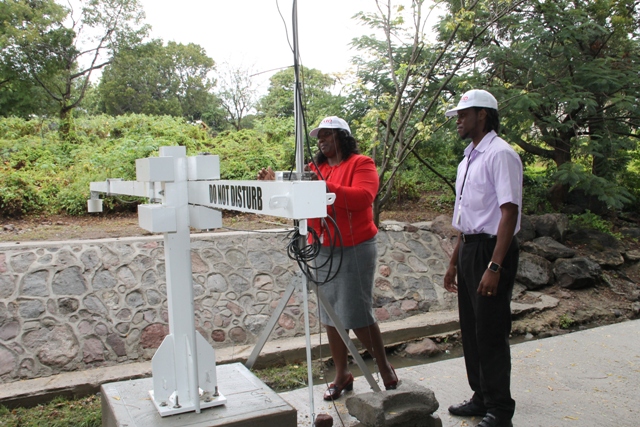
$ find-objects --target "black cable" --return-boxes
[285,215,343,286]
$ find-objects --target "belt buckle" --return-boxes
[461,233,467,243]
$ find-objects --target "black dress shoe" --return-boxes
[476,413,513,427]
[448,399,487,416]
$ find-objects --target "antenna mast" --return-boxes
[292,0,304,176]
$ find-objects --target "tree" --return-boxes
[0,0,67,117]
[257,66,345,124]
[1,0,146,136]
[474,0,640,210]
[348,0,523,225]
[99,40,216,121]
[216,63,258,130]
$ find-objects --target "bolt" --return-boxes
[173,395,181,409]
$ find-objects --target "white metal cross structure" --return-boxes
[87,145,335,417]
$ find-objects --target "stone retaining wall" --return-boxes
[0,223,452,383]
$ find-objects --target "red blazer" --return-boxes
[309,154,379,247]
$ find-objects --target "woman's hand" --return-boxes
[303,164,319,181]
[257,167,275,180]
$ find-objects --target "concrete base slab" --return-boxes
[281,319,640,426]
[101,362,296,427]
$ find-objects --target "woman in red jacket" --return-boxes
[309,117,397,400]
[304,116,399,400]
[258,116,398,399]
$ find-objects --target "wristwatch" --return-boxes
[487,261,501,272]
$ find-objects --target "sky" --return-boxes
[137,0,384,92]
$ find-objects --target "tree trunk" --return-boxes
[548,138,573,209]
[59,104,74,139]
[373,196,381,228]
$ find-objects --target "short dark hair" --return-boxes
[314,129,360,164]
[475,107,500,133]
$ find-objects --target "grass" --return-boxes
[0,363,320,426]
[0,395,101,427]
[255,361,323,391]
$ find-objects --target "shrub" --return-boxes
[570,210,622,239]
[0,170,44,217]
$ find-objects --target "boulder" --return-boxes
[516,252,554,290]
[530,213,569,242]
[620,227,640,240]
[553,257,602,289]
[516,215,536,243]
[346,379,440,427]
[430,215,458,240]
[404,338,441,358]
[522,236,576,261]
[565,229,625,268]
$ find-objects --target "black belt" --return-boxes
[461,233,497,243]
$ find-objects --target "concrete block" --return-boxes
[101,362,296,427]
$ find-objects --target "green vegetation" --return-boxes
[0,395,101,427]
[559,314,576,330]
[256,361,323,392]
[1,0,638,222]
[0,115,292,217]
[570,211,623,239]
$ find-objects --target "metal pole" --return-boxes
[293,0,304,177]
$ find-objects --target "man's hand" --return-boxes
[477,269,500,297]
[257,167,275,180]
[444,264,458,293]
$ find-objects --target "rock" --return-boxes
[106,333,127,357]
[522,236,576,261]
[404,338,441,357]
[553,257,602,289]
[623,249,640,262]
[430,215,458,240]
[58,297,79,314]
[380,221,405,232]
[18,299,45,319]
[516,215,536,243]
[92,269,117,290]
[530,213,569,242]
[511,292,559,316]
[52,266,87,295]
[0,344,17,376]
[20,270,49,297]
[516,252,554,290]
[620,227,640,239]
[346,379,440,427]
[228,326,247,343]
[565,229,625,267]
[411,221,433,231]
[10,252,36,273]
[0,320,20,341]
[0,274,15,299]
[22,325,79,368]
[82,337,106,363]
[314,413,333,427]
[140,323,169,349]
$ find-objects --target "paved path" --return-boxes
[280,319,640,427]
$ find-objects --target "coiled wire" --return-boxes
[285,213,343,286]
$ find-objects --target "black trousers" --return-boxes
[456,236,519,420]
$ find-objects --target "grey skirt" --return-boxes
[314,236,377,329]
